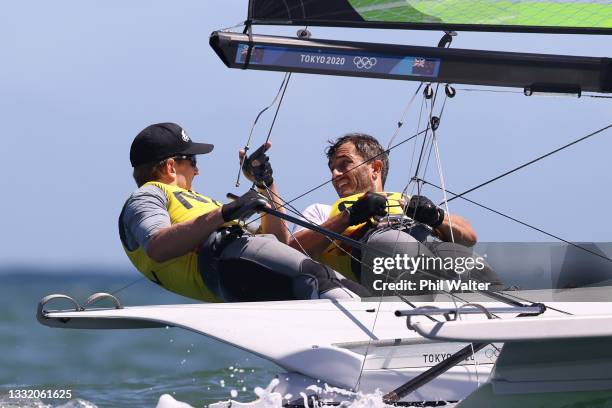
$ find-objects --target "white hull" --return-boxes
[38,288,612,404]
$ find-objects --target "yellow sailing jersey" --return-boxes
[121,181,231,302]
[315,192,407,282]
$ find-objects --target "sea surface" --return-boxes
[5,252,611,408]
[1,271,280,408]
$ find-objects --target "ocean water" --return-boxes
[1,271,458,408]
[1,272,279,408]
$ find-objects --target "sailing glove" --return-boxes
[242,144,274,189]
[405,195,445,228]
[222,189,268,222]
[346,192,388,225]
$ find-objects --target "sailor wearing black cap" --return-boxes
[119,122,370,302]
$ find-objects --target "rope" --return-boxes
[243,128,430,229]
[446,123,612,203]
[263,73,292,145]
[109,276,145,297]
[422,178,612,264]
[236,73,292,187]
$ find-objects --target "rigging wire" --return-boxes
[355,81,489,391]
[497,290,573,315]
[251,170,381,292]
[423,98,462,311]
[446,122,612,203]
[118,28,598,381]
[413,83,483,379]
[258,178,407,289]
[386,84,423,150]
[411,96,434,193]
[429,95,456,244]
[219,21,248,32]
[422,178,612,264]
[257,186,468,320]
[236,73,292,187]
[406,96,427,187]
[234,82,469,390]
[263,73,292,145]
[110,75,294,299]
[243,128,431,229]
[109,276,145,297]
[248,88,447,307]
[400,97,433,206]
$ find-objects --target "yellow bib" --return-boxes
[316,192,408,282]
[122,181,229,302]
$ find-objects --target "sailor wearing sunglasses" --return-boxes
[119,122,370,302]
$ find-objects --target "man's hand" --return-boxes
[222,189,268,222]
[405,195,445,228]
[346,192,387,225]
[240,142,274,189]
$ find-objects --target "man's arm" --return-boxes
[434,214,477,247]
[288,210,351,256]
[257,182,290,244]
[289,194,387,256]
[147,208,225,262]
[123,185,225,263]
[148,189,270,261]
[239,142,291,243]
[405,195,477,247]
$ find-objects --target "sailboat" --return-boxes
[38,1,612,406]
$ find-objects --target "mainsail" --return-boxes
[249,0,612,34]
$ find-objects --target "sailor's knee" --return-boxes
[300,258,334,281]
[291,259,339,299]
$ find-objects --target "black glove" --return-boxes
[221,189,267,222]
[242,144,274,189]
[346,192,388,225]
[405,195,445,228]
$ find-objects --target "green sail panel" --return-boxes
[248,0,612,33]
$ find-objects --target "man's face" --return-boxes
[173,156,199,190]
[329,142,381,198]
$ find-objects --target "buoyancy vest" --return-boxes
[314,191,408,282]
[120,181,232,302]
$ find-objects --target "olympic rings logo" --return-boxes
[353,56,377,70]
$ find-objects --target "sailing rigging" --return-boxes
[204,0,612,402]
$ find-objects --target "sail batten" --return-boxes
[248,0,612,34]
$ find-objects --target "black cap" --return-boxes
[130,122,214,167]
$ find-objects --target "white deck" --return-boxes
[38,289,612,402]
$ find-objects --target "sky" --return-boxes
[1,1,611,273]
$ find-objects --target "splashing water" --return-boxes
[160,377,451,408]
[253,378,283,407]
[156,394,195,408]
[0,397,98,408]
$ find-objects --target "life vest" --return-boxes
[120,181,233,302]
[315,191,408,282]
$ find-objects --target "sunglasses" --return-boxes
[171,155,197,167]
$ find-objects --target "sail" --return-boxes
[248,0,612,34]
